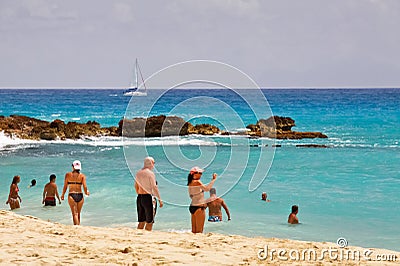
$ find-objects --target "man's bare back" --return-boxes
[208,198,224,218]
[44,183,58,197]
[43,174,61,206]
[288,205,299,224]
[206,190,231,222]
[288,213,299,224]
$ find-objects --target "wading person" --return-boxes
[207,188,231,222]
[288,205,299,224]
[261,192,271,202]
[134,156,163,231]
[6,175,22,210]
[187,167,217,233]
[42,174,61,206]
[61,160,89,225]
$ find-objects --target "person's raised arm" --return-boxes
[221,200,231,221]
[61,174,68,200]
[199,173,217,192]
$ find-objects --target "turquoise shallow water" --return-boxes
[0,88,399,251]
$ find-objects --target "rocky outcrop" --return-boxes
[0,115,119,140]
[188,124,220,135]
[120,115,189,137]
[245,116,328,139]
[0,114,328,140]
[296,144,329,148]
[120,116,222,137]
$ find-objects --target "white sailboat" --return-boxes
[123,59,147,96]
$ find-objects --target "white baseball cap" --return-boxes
[190,166,204,174]
[72,160,81,170]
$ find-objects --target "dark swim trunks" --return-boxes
[189,205,206,214]
[69,193,83,203]
[137,194,154,223]
[44,197,56,206]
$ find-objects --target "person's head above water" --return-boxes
[49,174,56,182]
[261,192,267,201]
[210,188,216,196]
[30,179,36,187]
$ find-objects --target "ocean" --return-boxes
[0,88,399,251]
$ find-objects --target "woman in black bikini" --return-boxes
[187,166,217,233]
[61,160,89,225]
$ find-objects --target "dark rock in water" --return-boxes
[0,114,328,140]
[50,119,66,131]
[103,126,120,137]
[40,129,58,140]
[120,115,190,137]
[296,144,329,148]
[246,116,328,139]
[275,131,328,139]
[120,116,220,137]
[188,124,219,135]
[0,115,120,140]
[119,117,146,137]
[248,135,259,139]
[245,124,261,137]
[259,116,295,131]
[147,116,189,137]
[0,115,50,140]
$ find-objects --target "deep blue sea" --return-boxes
[0,88,399,251]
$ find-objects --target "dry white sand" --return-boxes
[0,210,398,265]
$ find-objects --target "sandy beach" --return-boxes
[0,210,398,265]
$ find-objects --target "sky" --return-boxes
[0,0,399,88]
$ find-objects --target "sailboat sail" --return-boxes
[134,59,138,88]
[123,59,147,96]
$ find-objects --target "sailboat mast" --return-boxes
[135,59,138,88]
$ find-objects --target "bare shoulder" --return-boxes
[189,180,201,186]
[146,169,155,177]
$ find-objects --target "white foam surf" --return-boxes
[0,131,39,151]
[1,131,397,150]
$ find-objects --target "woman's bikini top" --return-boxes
[68,181,82,185]
[188,185,206,206]
[68,173,83,185]
[189,189,204,198]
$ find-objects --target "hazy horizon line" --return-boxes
[0,86,399,90]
